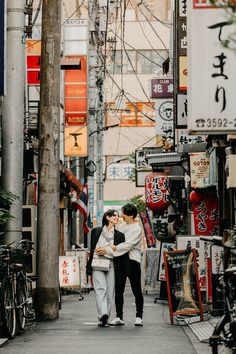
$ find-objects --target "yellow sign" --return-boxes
[179,56,187,91]
[64,125,88,157]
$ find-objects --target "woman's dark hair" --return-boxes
[121,203,138,219]
[102,209,118,226]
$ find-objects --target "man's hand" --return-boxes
[96,247,107,256]
[112,245,117,251]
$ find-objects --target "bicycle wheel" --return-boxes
[0,277,16,338]
[16,275,27,332]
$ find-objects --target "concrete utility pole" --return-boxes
[2,0,26,244]
[87,0,98,230]
[36,0,61,320]
[88,0,108,227]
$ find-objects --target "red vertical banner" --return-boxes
[192,194,219,236]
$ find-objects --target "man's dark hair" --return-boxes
[102,209,118,226]
[121,203,138,219]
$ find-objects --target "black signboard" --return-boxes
[164,249,203,324]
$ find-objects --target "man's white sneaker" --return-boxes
[135,317,143,326]
[108,317,125,326]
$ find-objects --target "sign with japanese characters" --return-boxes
[145,174,170,211]
[59,256,80,287]
[192,196,219,236]
[155,99,174,138]
[150,78,173,98]
[179,0,187,16]
[190,152,210,188]
[106,163,134,180]
[178,17,187,56]
[176,94,188,127]
[176,129,205,145]
[176,235,207,289]
[188,4,236,133]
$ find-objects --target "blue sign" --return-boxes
[0,0,5,96]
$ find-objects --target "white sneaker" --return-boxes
[108,317,125,326]
[135,317,143,326]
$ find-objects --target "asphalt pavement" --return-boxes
[0,288,212,354]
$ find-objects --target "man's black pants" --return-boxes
[114,259,143,320]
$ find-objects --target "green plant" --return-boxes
[0,189,18,226]
[127,194,146,213]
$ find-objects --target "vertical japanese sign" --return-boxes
[59,256,80,287]
[174,0,188,129]
[0,0,5,95]
[192,196,219,236]
[188,2,236,133]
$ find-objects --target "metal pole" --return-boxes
[2,0,26,244]
[36,0,61,320]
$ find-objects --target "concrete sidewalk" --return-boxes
[0,289,211,354]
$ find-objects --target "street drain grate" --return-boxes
[188,321,214,343]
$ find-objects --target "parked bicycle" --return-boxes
[200,236,236,354]
[0,239,35,339]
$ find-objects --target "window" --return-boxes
[111,50,135,74]
[110,50,168,75]
[137,50,168,75]
[124,0,171,22]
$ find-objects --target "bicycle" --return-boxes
[0,239,35,338]
[200,236,236,354]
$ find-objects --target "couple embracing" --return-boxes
[86,203,144,327]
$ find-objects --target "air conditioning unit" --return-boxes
[22,205,37,277]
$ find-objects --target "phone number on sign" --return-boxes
[197,118,236,129]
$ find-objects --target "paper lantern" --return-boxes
[189,190,204,205]
[145,174,170,211]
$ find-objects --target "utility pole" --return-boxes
[36,0,61,320]
[88,0,98,231]
[2,0,26,244]
[88,0,107,227]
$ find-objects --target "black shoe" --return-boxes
[98,314,108,327]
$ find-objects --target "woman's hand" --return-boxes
[96,247,107,256]
[112,245,117,251]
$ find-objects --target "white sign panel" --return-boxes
[155,99,174,137]
[63,18,87,55]
[188,4,236,133]
[59,256,80,287]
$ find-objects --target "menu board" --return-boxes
[163,249,203,324]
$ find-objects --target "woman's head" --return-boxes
[102,209,119,226]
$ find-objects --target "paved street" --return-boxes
[0,288,212,354]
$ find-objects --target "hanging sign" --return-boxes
[190,152,210,188]
[150,78,173,99]
[188,2,236,133]
[192,195,220,236]
[145,174,170,212]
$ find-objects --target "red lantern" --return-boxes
[145,174,170,211]
[189,190,203,205]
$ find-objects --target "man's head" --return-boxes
[121,203,138,221]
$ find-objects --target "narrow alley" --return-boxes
[0,289,211,354]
